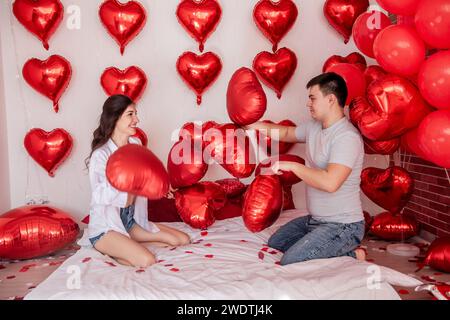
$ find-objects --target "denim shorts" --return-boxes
[89,205,137,246]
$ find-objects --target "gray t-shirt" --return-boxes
[295,117,364,224]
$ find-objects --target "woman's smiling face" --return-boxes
[114,104,139,137]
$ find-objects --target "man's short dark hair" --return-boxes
[306,73,348,108]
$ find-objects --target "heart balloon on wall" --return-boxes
[176,51,222,106]
[253,0,298,52]
[361,166,414,214]
[12,0,64,50]
[22,55,72,113]
[253,47,297,99]
[99,0,147,55]
[323,0,369,44]
[242,175,283,233]
[106,144,169,200]
[323,52,367,73]
[100,66,148,102]
[24,128,73,177]
[0,205,79,260]
[176,0,222,52]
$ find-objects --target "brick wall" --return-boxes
[399,150,450,238]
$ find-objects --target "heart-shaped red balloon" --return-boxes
[323,52,367,73]
[361,166,414,214]
[256,119,296,156]
[176,0,222,52]
[106,144,169,200]
[243,175,283,232]
[179,121,218,150]
[369,211,419,241]
[253,47,297,99]
[132,127,148,147]
[215,178,247,198]
[22,55,72,113]
[363,137,400,155]
[349,75,431,141]
[253,0,298,52]
[13,0,64,50]
[176,51,222,106]
[227,67,267,126]
[100,66,148,102]
[24,128,73,177]
[364,65,387,88]
[0,205,79,260]
[423,237,450,273]
[175,182,226,229]
[255,154,305,186]
[323,0,369,44]
[167,140,208,189]
[99,0,147,55]
[204,123,256,179]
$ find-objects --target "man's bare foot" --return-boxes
[355,248,366,261]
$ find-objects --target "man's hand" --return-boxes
[270,161,296,175]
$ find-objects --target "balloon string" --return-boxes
[445,168,450,186]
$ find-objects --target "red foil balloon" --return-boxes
[327,63,366,105]
[179,121,218,150]
[106,144,169,200]
[364,137,400,155]
[100,66,148,102]
[255,154,305,186]
[253,0,298,52]
[323,52,367,73]
[227,67,267,126]
[132,127,148,147]
[253,47,298,99]
[323,0,369,44]
[370,211,419,241]
[99,0,147,55]
[167,140,208,189]
[256,119,296,156]
[176,51,222,106]
[282,185,295,210]
[24,128,73,177]
[361,166,414,214]
[215,178,247,198]
[0,205,79,260]
[349,75,431,141]
[176,0,222,52]
[22,55,72,113]
[376,0,420,16]
[418,51,450,110]
[175,182,226,229]
[415,0,450,49]
[352,10,392,58]
[13,0,64,50]
[364,65,387,88]
[242,175,283,233]
[373,25,426,77]
[215,196,244,221]
[423,237,450,273]
[148,198,182,223]
[416,110,450,168]
[363,211,373,235]
[205,123,256,179]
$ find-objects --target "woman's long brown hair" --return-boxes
[85,94,134,169]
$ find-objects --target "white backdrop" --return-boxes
[0,0,386,223]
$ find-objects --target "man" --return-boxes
[246,73,366,265]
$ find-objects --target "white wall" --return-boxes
[0,0,385,222]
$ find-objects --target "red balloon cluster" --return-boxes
[24,128,73,177]
[0,205,79,260]
[101,66,148,102]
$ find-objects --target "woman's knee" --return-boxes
[131,252,155,268]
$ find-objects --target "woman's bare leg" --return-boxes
[94,231,156,268]
[129,223,190,246]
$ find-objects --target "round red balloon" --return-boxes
[13,0,64,50]
[101,66,148,102]
[99,0,147,55]
[373,25,426,77]
[24,128,73,177]
[176,51,222,106]
[376,0,420,16]
[415,0,450,49]
[0,205,79,260]
[418,51,450,110]
[327,63,366,105]
[352,10,392,58]
[22,55,72,113]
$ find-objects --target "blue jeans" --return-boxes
[268,215,365,265]
[89,205,137,246]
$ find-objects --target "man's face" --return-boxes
[307,85,332,121]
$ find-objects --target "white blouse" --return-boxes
[86,137,160,240]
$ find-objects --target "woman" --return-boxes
[85,94,190,268]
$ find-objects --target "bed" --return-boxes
[25,209,422,300]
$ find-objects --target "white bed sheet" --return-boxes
[25,209,422,300]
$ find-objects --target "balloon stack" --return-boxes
[176,0,223,106]
[252,0,299,99]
